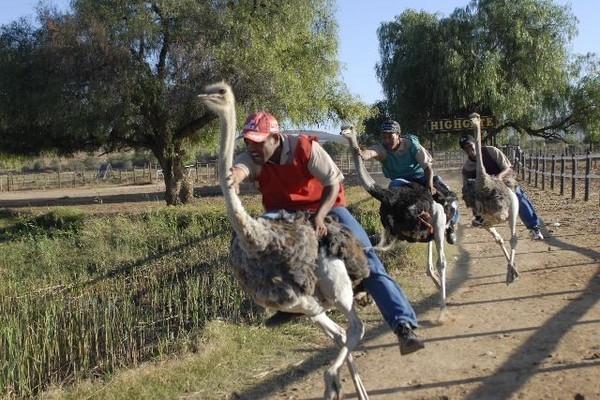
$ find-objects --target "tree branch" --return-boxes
[151,3,169,80]
[177,113,218,140]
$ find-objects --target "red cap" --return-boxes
[242,112,280,142]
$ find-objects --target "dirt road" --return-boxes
[258,173,600,400]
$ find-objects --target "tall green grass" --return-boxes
[0,205,263,397]
[0,189,414,398]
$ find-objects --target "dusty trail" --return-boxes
[262,172,600,400]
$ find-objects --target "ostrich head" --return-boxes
[469,112,481,128]
[340,123,359,148]
[197,81,237,175]
[197,81,235,117]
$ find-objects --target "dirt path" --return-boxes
[261,173,600,400]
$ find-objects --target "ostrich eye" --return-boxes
[219,89,226,95]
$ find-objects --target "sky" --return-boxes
[1,0,598,106]
[336,0,599,104]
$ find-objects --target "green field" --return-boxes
[0,186,428,399]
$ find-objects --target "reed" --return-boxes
[0,204,262,397]
[0,188,405,397]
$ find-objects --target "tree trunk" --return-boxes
[161,157,193,205]
[179,168,195,203]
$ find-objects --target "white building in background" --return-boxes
[282,130,347,144]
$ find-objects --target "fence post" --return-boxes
[584,150,591,201]
[527,154,532,184]
[560,153,565,195]
[571,154,576,200]
[519,152,524,175]
[541,153,546,190]
[534,150,539,187]
[550,155,556,190]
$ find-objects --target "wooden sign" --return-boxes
[427,116,496,133]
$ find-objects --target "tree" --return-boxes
[375,0,599,145]
[0,0,369,204]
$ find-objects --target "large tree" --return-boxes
[375,0,600,144]
[0,0,369,204]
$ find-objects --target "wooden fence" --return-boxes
[514,150,600,204]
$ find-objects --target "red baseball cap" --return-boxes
[242,112,280,142]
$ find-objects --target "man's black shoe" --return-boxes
[264,311,302,327]
[446,224,457,245]
[396,323,425,355]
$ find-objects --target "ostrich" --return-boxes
[462,113,519,284]
[198,82,371,400]
[340,125,450,312]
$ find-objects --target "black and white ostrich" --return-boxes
[199,82,371,400]
[462,113,519,284]
[340,125,451,312]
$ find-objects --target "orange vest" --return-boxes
[258,135,346,212]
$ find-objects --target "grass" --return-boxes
[0,186,429,399]
[42,320,328,400]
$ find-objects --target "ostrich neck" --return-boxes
[474,122,487,184]
[218,110,267,251]
[346,135,377,190]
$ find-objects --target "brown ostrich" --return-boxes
[462,113,519,284]
[198,82,371,400]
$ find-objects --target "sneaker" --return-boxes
[530,227,544,240]
[471,216,484,227]
[264,311,302,327]
[395,323,425,355]
[446,224,457,245]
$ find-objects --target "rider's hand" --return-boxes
[312,215,328,238]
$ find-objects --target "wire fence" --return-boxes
[1,149,598,206]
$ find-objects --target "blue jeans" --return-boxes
[515,186,540,229]
[389,175,460,226]
[262,207,419,331]
[389,174,427,188]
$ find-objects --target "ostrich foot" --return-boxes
[437,306,454,325]
[324,370,342,400]
[506,265,520,285]
[427,270,442,290]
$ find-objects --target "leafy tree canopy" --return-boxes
[374,0,599,146]
[0,0,371,204]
